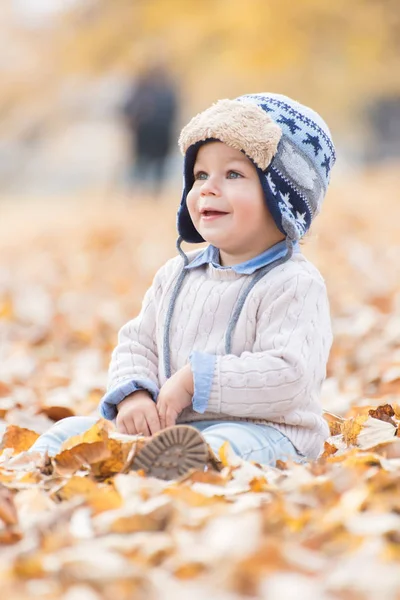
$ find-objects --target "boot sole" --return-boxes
[132,425,208,480]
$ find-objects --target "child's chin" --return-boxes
[202,236,225,248]
[198,229,228,246]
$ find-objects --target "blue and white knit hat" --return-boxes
[177,92,336,243]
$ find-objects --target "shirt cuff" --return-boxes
[99,378,159,420]
[189,351,217,414]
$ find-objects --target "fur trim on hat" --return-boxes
[178,99,282,171]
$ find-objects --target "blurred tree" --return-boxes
[1,0,399,154]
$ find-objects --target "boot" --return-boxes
[132,424,210,480]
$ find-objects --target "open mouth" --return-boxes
[201,210,228,217]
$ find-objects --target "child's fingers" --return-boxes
[157,403,167,430]
[133,414,151,437]
[116,419,128,434]
[146,408,161,435]
[165,407,177,428]
[117,414,136,435]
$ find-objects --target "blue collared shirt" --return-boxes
[100,240,300,420]
[185,240,299,275]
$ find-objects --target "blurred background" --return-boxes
[0,0,399,431]
[1,0,400,197]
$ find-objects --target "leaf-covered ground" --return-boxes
[0,166,399,599]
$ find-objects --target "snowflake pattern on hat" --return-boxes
[239,93,335,240]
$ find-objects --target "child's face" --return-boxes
[186,141,285,265]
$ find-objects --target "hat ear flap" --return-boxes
[176,143,206,243]
[260,153,311,240]
[177,191,204,243]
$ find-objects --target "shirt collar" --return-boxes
[185,240,300,275]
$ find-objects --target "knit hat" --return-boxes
[177,93,336,243]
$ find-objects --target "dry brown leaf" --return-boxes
[91,438,136,479]
[368,404,397,426]
[0,425,40,455]
[54,442,111,476]
[39,406,75,421]
[321,441,339,458]
[54,420,114,475]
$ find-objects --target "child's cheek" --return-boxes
[186,191,198,218]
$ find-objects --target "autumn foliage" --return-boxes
[0,162,399,598]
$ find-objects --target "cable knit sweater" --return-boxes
[101,248,332,459]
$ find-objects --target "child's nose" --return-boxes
[200,175,220,196]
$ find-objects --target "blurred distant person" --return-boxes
[122,63,179,197]
[367,95,400,163]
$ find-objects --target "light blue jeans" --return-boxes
[28,416,304,466]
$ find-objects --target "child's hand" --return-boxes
[116,390,161,436]
[157,364,194,429]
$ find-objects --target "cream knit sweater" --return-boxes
[107,249,332,459]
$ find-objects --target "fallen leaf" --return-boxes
[53,476,122,515]
[0,483,18,526]
[91,438,137,479]
[173,562,206,579]
[54,421,113,475]
[0,426,40,455]
[323,411,345,436]
[321,442,338,458]
[164,486,226,507]
[368,404,397,426]
[39,406,75,421]
[59,420,112,453]
[341,415,369,447]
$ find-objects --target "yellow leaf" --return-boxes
[110,499,173,534]
[218,440,234,467]
[249,477,269,492]
[54,476,122,515]
[60,419,112,452]
[323,411,345,436]
[321,441,339,458]
[13,553,45,578]
[54,420,114,475]
[0,426,40,455]
[91,438,137,479]
[0,296,13,320]
[341,415,368,447]
[54,441,111,476]
[164,486,225,507]
[174,562,206,579]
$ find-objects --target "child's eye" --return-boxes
[227,170,242,179]
[194,171,208,180]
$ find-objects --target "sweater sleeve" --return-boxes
[202,274,332,421]
[99,264,167,420]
